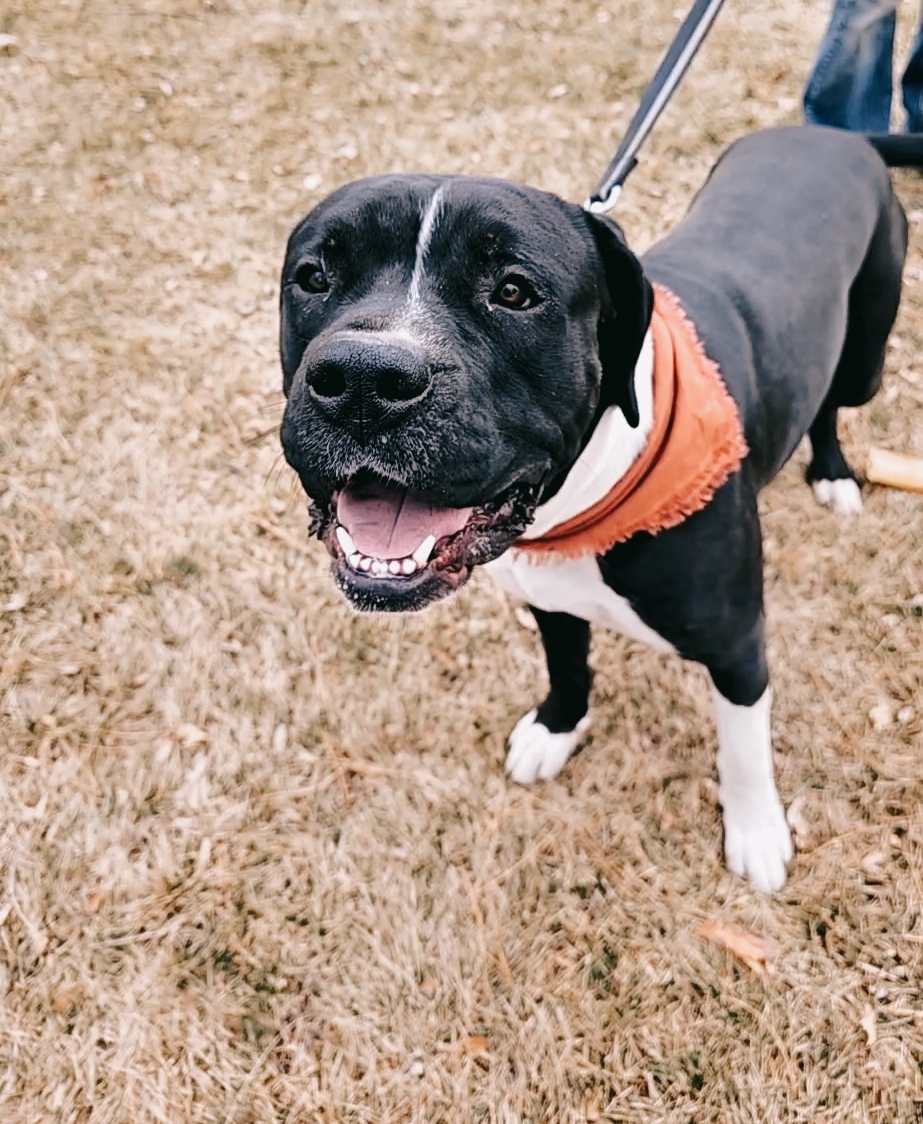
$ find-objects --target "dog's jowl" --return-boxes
[279,125,909,893]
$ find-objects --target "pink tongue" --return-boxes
[337,481,473,560]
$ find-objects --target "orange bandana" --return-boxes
[516,284,748,558]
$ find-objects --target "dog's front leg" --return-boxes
[505,608,593,784]
[710,679,792,893]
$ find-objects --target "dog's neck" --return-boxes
[521,329,655,541]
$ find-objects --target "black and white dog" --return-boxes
[279,126,912,893]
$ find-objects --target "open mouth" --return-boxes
[309,472,537,611]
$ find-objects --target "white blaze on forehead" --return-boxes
[407,185,445,308]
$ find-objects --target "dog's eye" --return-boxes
[492,276,539,310]
[294,263,330,294]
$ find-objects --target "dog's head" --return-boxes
[279,175,652,611]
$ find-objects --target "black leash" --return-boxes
[585,0,728,213]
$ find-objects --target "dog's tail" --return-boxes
[864,133,923,167]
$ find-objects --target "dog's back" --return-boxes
[642,125,907,487]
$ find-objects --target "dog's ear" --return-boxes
[584,212,653,428]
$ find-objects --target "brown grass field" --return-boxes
[2,0,923,1120]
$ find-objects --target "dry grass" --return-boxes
[2,0,923,1120]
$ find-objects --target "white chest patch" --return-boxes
[519,330,654,540]
[485,550,675,655]
[485,328,673,654]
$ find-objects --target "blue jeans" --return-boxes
[804,0,923,132]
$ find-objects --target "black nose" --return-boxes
[304,334,432,439]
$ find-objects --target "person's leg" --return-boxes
[901,2,923,131]
[804,0,897,132]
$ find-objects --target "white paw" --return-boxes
[505,709,592,785]
[722,796,794,894]
[812,477,863,517]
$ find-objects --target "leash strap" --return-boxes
[585,0,728,213]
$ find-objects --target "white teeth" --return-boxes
[337,525,436,578]
[336,526,357,557]
[411,534,437,568]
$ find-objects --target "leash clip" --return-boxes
[583,184,622,215]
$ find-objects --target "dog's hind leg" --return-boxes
[505,609,593,785]
[806,406,865,516]
[808,191,907,516]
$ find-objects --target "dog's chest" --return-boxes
[485,552,675,654]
